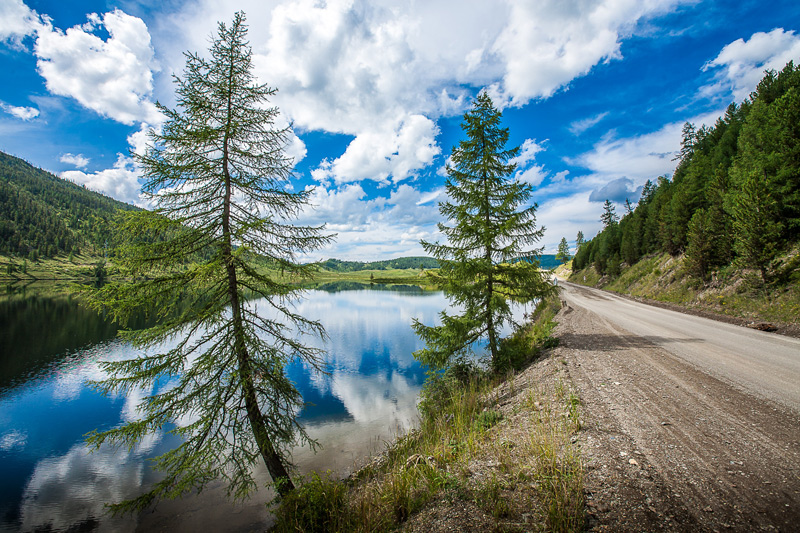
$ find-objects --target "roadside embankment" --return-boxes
[270,296,586,532]
[565,252,800,338]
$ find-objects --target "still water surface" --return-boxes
[0,283,528,531]
[0,284,445,531]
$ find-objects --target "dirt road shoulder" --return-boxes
[552,295,800,531]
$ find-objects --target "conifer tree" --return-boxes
[600,199,619,228]
[556,237,571,265]
[729,170,782,282]
[412,92,553,370]
[575,230,585,253]
[84,12,332,510]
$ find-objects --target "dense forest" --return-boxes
[573,61,800,283]
[0,151,136,260]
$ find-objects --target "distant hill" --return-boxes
[0,151,136,259]
[538,254,560,270]
[320,256,439,271]
[320,254,560,271]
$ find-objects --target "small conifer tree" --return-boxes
[413,92,553,370]
[556,237,571,265]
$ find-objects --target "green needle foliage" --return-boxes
[413,92,554,371]
[556,237,571,265]
[84,12,333,512]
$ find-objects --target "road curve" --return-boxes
[559,281,800,411]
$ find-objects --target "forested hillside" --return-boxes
[573,61,800,283]
[320,254,560,272]
[0,151,136,260]
[320,256,439,271]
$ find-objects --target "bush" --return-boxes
[418,359,483,422]
[271,472,350,533]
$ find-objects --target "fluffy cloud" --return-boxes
[588,177,643,203]
[703,28,800,102]
[34,9,160,125]
[490,0,686,106]
[59,153,89,169]
[537,191,606,252]
[61,154,141,205]
[311,115,440,185]
[569,108,723,186]
[507,138,548,187]
[0,102,39,120]
[571,124,681,183]
[298,182,442,260]
[160,0,685,187]
[0,0,41,47]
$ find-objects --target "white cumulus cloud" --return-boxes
[489,0,686,106]
[61,154,141,205]
[703,28,800,103]
[34,9,160,125]
[59,153,89,169]
[1,102,39,120]
[159,0,687,187]
[312,115,440,185]
[0,0,42,48]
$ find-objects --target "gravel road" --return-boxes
[555,281,800,531]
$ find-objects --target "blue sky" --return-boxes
[2,0,799,260]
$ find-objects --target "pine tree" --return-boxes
[729,170,782,282]
[84,12,332,511]
[556,237,571,265]
[674,121,696,162]
[412,92,553,371]
[685,208,713,281]
[575,230,585,254]
[600,199,619,228]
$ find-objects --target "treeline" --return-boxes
[320,256,439,271]
[0,151,137,260]
[574,61,800,282]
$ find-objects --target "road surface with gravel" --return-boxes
[555,280,800,531]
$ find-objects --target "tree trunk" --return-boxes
[220,78,294,494]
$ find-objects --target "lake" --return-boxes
[0,283,529,532]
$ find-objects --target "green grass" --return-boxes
[297,267,439,288]
[271,296,584,532]
[0,252,110,285]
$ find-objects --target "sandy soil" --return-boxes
[556,282,800,531]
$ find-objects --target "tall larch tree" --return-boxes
[412,92,553,371]
[84,12,333,510]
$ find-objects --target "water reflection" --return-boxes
[0,284,448,532]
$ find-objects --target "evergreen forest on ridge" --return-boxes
[0,151,135,261]
[573,61,800,285]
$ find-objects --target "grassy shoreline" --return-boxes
[0,252,440,291]
[270,296,585,532]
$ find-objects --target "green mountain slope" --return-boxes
[0,151,136,259]
[572,60,800,284]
